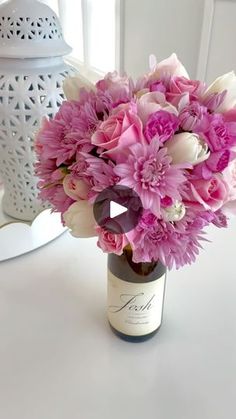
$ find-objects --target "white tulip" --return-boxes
[166,132,209,165]
[63,75,95,100]
[63,175,89,200]
[63,200,97,238]
[162,201,186,222]
[203,71,236,112]
[149,53,189,79]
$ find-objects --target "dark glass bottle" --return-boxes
[107,249,167,342]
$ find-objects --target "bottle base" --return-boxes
[109,322,161,342]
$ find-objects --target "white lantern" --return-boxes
[0,0,74,221]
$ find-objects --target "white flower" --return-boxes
[149,53,189,79]
[63,175,89,200]
[63,201,96,238]
[63,75,95,100]
[137,91,178,124]
[162,201,186,222]
[166,132,209,165]
[203,71,236,112]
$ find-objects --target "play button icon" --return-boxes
[93,185,143,234]
[110,201,127,218]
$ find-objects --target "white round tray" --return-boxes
[0,185,66,262]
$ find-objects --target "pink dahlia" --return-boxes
[127,210,207,269]
[82,155,120,202]
[114,139,187,216]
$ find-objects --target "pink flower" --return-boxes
[114,139,187,217]
[167,77,205,106]
[127,209,207,269]
[96,71,133,105]
[39,183,74,214]
[144,110,179,143]
[63,174,90,200]
[205,150,231,172]
[204,114,236,152]
[179,101,208,131]
[82,155,120,201]
[91,106,145,160]
[96,226,128,255]
[137,91,178,124]
[184,176,228,211]
[149,80,167,93]
[192,150,232,179]
[35,102,95,166]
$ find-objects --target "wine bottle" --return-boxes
[107,249,167,342]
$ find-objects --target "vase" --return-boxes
[0,0,73,221]
[107,249,167,342]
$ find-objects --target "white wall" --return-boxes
[122,0,205,79]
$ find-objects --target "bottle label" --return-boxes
[107,270,166,336]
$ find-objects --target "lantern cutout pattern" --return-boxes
[0,0,74,221]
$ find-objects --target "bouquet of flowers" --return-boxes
[35,54,236,269]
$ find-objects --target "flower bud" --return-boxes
[166,132,209,165]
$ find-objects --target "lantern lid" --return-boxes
[0,0,72,58]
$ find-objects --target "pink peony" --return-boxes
[184,176,228,211]
[91,105,145,160]
[114,139,187,217]
[144,110,179,143]
[96,226,128,255]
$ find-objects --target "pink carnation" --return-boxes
[204,114,236,152]
[144,110,179,143]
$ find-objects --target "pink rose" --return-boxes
[185,176,228,211]
[91,106,145,160]
[169,76,204,96]
[137,91,178,124]
[167,77,205,106]
[96,226,128,255]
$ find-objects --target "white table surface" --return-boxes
[0,219,236,419]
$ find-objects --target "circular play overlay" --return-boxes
[93,185,143,234]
